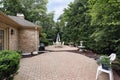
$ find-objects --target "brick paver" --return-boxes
[14,46,119,80]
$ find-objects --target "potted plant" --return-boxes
[97,56,111,70]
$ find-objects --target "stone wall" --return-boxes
[18,29,39,52]
[9,27,18,50]
[0,21,40,52]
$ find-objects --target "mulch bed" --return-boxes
[67,50,99,60]
[47,49,99,60]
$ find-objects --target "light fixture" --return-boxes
[11,29,14,35]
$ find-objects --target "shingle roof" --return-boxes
[8,16,37,28]
[0,12,41,30]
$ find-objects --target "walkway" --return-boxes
[14,46,119,80]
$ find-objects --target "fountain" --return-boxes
[56,33,60,43]
[78,41,85,51]
[53,33,64,47]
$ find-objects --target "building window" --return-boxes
[0,30,4,50]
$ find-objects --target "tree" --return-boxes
[59,0,92,45]
[42,12,56,42]
[0,0,48,23]
[88,0,120,55]
[0,0,25,15]
[20,0,48,22]
[89,0,120,26]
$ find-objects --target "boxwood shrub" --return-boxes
[0,50,21,80]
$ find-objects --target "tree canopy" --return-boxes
[59,0,120,57]
[0,0,24,15]
[59,0,92,45]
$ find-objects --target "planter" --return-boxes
[102,64,110,70]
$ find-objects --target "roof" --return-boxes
[0,12,20,28]
[8,16,37,28]
[0,12,41,30]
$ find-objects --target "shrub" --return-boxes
[0,50,21,80]
[16,50,22,55]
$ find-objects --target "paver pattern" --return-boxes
[14,46,119,80]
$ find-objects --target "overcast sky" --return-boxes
[47,0,74,22]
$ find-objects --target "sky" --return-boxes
[47,0,74,22]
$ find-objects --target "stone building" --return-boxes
[0,12,41,52]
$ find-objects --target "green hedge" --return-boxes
[0,50,21,80]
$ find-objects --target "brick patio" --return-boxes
[14,46,119,80]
